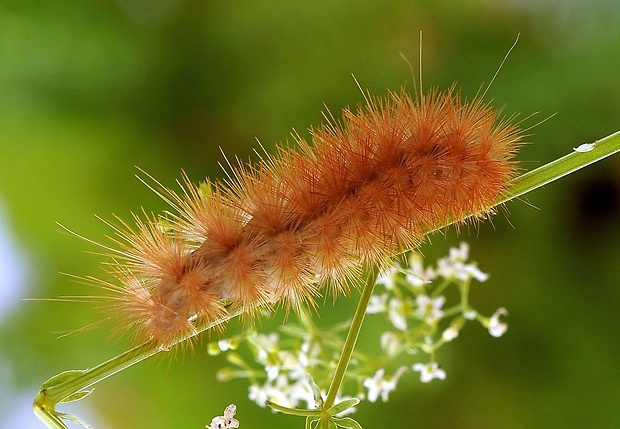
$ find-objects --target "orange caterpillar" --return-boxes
[101,87,522,346]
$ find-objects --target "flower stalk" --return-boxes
[323,265,380,410]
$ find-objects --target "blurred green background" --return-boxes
[1,0,619,428]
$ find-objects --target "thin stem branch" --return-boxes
[323,265,380,411]
[33,309,242,429]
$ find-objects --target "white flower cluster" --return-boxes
[363,367,407,402]
[207,404,239,429]
[247,333,317,409]
[364,242,507,392]
[213,326,357,415]
[213,242,506,413]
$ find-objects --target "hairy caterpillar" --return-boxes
[86,84,523,347]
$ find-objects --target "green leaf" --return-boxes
[59,389,94,404]
[41,370,86,390]
[57,412,93,429]
[333,417,363,429]
[306,373,323,406]
[265,400,321,417]
[306,416,320,429]
[328,398,360,415]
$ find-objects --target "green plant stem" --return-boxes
[33,130,620,429]
[497,130,620,204]
[33,310,242,429]
[35,341,158,417]
[323,265,380,413]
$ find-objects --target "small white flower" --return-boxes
[208,414,225,428]
[255,333,279,352]
[442,326,459,342]
[488,307,509,337]
[286,377,315,407]
[450,242,469,262]
[436,242,489,282]
[363,367,407,402]
[249,376,287,408]
[277,375,300,407]
[217,339,234,352]
[251,333,282,380]
[271,375,296,407]
[207,404,239,429]
[415,294,445,324]
[412,362,446,383]
[248,384,269,407]
[380,331,403,356]
[366,293,388,314]
[249,372,316,410]
[265,363,280,382]
[388,297,410,331]
[405,253,436,287]
[465,264,489,282]
[279,350,303,374]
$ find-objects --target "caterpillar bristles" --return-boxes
[78,84,522,348]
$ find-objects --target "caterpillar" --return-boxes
[94,85,522,347]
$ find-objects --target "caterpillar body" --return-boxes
[101,87,522,346]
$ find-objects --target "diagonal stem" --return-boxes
[33,309,242,429]
[497,130,620,205]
